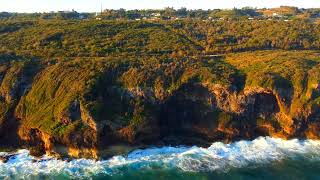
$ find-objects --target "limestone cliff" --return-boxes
[0,51,319,159]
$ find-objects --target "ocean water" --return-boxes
[1,137,320,180]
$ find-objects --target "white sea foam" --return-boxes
[1,137,320,179]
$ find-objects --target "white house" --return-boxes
[151,13,161,17]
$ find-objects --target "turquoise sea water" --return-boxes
[1,137,320,180]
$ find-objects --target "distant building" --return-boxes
[151,13,161,17]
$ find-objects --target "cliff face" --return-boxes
[0,51,319,159]
[0,60,39,148]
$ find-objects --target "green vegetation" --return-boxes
[1,6,320,21]
[226,51,320,114]
[1,19,320,58]
[0,17,318,151]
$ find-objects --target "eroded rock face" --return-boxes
[0,58,318,159]
[18,125,99,158]
[2,79,317,159]
[6,81,318,159]
[156,83,286,144]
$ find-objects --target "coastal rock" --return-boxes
[0,51,319,159]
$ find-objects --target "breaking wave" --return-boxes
[1,137,320,179]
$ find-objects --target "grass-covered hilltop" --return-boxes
[0,11,319,158]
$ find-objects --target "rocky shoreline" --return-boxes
[1,82,319,159]
[0,51,319,159]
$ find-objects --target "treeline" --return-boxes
[1,6,320,20]
[0,11,92,20]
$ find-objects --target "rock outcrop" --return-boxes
[0,51,319,159]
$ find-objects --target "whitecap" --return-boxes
[1,137,320,178]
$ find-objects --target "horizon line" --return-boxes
[1,6,319,14]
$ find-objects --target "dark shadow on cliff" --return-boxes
[158,82,232,146]
[0,106,21,149]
